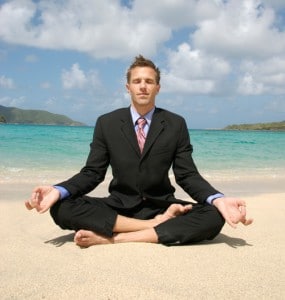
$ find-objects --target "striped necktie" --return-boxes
[136,117,147,153]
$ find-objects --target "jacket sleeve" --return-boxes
[172,118,221,203]
[55,117,109,197]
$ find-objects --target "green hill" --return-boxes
[224,121,285,131]
[0,105,85,126]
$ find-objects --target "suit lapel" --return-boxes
[120,108,141,156]
[142,108,165,158]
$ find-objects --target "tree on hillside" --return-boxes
[0,115,7,123]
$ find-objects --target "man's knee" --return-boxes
[197,205,225,239]
[154,204,225,246]
[49,199,72,230]
[49,197,118,236]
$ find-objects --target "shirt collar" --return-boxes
[130,106,155,126]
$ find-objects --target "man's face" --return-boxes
[126,67,160,111]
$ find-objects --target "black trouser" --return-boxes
[50,196,225,246]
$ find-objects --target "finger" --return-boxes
[32,191,40,201]
[29,198,38,208]
[239,205,253,226]
[242,218,253,226]
[25,201,34,210]
[31,190,38,199]
[185,204,193,211]
[29,194,37,206]
[239,205,247,217]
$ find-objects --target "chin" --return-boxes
[137,100,150,105]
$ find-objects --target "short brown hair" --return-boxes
[126,55,160,84]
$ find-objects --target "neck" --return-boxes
[131,104,154,116]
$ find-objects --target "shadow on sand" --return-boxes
[198,233,253,248]
[45,232,75,247]
[45,232,252,248]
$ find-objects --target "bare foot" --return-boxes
[74,230,114,247]
[155,203,192,225]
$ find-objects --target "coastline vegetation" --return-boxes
[0,105,85,126]
[224,121,285,131]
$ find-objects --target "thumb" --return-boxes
[37,206,50,214]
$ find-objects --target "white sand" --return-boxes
[0,179,284,299]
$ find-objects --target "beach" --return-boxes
[1,172,284,299]
[1,125,284,299]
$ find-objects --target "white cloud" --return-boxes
[44,97,56,106]
[162,43,230,94]
[238,57,285,94]
[1,0,284,62]
[237,73,265,95]
[0,75,15,89]
[162,73,215,94]
[61,63,100,90]
[0,96,25,107]
[0,0,171,58]
[193,0,285,59]
[132,0,219,28]
[61,64,87,89]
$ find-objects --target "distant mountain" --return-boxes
[224,121,285,131]
[0,105,85,126]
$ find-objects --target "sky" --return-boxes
[0,0,285,128]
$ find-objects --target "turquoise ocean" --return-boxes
[1,124,284,184]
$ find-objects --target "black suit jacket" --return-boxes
[58,107,220,208]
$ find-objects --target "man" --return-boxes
[25,55,252,247]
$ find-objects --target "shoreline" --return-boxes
[2,167,284,198]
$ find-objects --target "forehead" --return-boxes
[129,66,157,80]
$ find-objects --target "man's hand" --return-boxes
[25,186,60,213]
[213,197,253,228]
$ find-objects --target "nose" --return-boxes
[139,80,147,89]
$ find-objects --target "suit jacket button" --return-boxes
[142,197,146,201]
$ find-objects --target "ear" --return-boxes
[156,84,161,94]
[126,83,130,93]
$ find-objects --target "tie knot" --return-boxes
[137,117,146,129]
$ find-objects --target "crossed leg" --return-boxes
[74,203,192,247]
